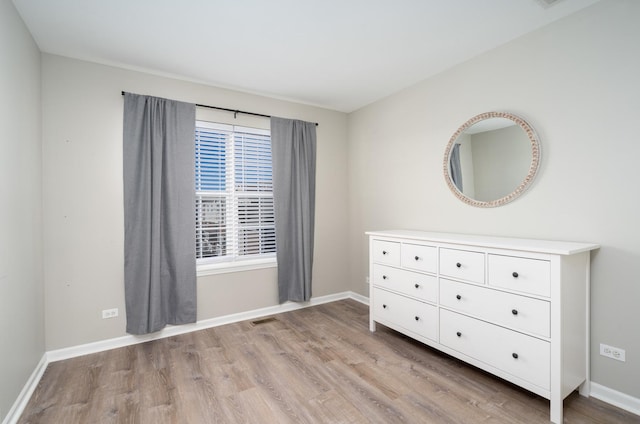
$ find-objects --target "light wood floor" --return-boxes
[19,299,640,423]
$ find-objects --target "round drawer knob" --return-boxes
[456,331,462,337]
[456,294,461,300]
[414,316,419,321]
[414,283,420,289]
[414,256,420,261]
[382,250,388,255]
[382,304,387,309]
[512,309,518,315]
[456,262,462,268]
[512,353,519,359]
[382,275,388,280]
[512,271,519,278]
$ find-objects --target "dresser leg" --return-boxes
[550,396,563,424]
[579,379,590,397]
[370,320,376,332]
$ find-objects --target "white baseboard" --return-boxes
[2,354,47,424]
[27,293,640,422]
[591,382,640,417]
[47,291,362,362]
[348,291,369,305]
[7,291,365,423]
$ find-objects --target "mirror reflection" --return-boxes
[444,112,540,208]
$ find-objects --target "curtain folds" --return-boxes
[123,93,197,335]
[449,143,464,192]
[270,117,317,303]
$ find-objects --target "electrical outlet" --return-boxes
[600,343,626,362]
[102,308,118,319]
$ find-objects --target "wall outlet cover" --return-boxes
[102,308,119,319]
[600,343,626,362]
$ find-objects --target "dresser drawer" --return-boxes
[373,264,438,303]
[488,254,551,297]
[440,279,550,337]
[372,288,438,341]
[440,248,485,284]
[372,240,401,266]
[401,243,437,273]
[440,309,550,390]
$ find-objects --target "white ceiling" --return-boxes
[13,0,600,112]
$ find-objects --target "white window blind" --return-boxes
[195,121,275,265]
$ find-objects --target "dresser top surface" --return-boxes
[366,230,599,256]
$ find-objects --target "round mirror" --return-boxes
[443,112,540,207]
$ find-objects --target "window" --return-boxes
[195,121,276,273]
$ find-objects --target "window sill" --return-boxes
[197,257,277,277]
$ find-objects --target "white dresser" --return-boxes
[367,230,599,424]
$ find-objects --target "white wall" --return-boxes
[0,0,44,420]
[348,0,640,399]
[41,54,349,350]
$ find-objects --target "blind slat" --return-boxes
[195,122,275,261]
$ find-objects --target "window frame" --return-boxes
[195,120,277,276]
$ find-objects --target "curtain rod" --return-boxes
[121,91,318,126]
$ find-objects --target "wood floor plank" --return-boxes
[322,358,409,424]
[235,387,284,424]
[307,389,369,423]
[17,299,640,424]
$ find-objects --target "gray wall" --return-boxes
[5,0,639,415]
[41,54,349,350]
[0,0,44,420]
[470,125,532,201]
[348,0,640,399]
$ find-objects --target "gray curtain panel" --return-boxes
[449,143,464,192]
[270,117,317,303]
[123,93,197,335]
